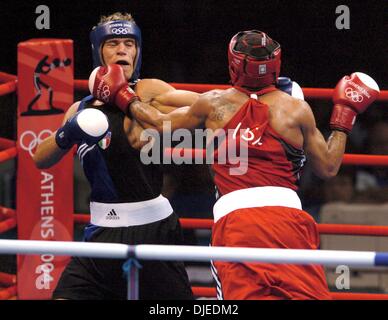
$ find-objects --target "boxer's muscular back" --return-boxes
[204,87,306,149]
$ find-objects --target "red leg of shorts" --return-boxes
[211,206,332,300]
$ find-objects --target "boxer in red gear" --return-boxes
[92,30,380,299]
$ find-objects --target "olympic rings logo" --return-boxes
[345,87,363,103]
[19,129,53,156]
[99,85,111,102]
[111,27,131,35]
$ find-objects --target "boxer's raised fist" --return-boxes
[330,72,380,134]
[89,64,139,116]
[55,108,109,149]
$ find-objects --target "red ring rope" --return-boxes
[72,214,388,237]
[0,72,16,83]
[163,148,388,167]
[72,79,388,102]
[0,286,16,300]
[343,154,388,166]
[0,147,17,162]
[0,138,16,149]
[0,218,17,233]
[0,272,16,286]
[0,81,17,96]
[0,206,16,219]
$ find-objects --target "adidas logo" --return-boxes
[106,209,120,220]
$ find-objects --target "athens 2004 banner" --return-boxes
[16,39,74,299]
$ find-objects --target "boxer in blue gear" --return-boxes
[33,12,196,300]
[55,108,109,149]
[90,19,142,83]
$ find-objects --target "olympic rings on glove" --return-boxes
[99,85,111,103]
[345,87,364,103]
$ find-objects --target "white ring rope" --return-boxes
[1,239,388,267]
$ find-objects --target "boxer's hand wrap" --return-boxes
[55,108,109,149]
[330,72,380,134]
[89,64,139,117]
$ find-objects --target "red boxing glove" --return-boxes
[88,64,139,115]
[330,72,380,134]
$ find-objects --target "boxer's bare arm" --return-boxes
[33,102,80,169]
[298,100,347,179]
[136,78,199,111]
[127,80,199,149]
[131,92,210,132]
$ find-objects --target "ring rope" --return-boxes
[0,239,387,267]
[0,286,16,300]
[0,272,16,286]
[0,206,16,219]
[0,138,16,149]
[3,213,388,245]
[163,148,388,167]
[71,214,388,237]
[1,76,388,102]
[0,218,17,233]
[72,79,388,101]
[0,81,17,96]
[0,72,17,82]
[0,147,17,162]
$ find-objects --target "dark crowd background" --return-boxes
[0,0,386,88]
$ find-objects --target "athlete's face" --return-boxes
[102,37,137,80]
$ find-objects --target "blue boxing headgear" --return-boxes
[90,20,142,82]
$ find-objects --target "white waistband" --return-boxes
[213,186,302,223]
[90,195,173,227]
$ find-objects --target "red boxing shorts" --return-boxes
[211,187,331,300]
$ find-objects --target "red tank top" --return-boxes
[211,87,306,196]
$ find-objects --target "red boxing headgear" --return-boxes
[228,30,281,91]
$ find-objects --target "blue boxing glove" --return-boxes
[276,77,305,100]
[55,108,109,149]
